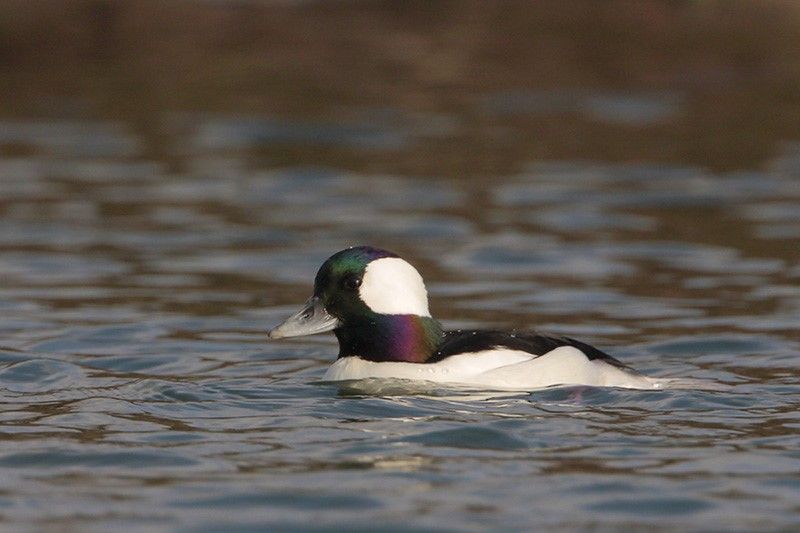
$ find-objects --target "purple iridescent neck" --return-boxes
[334,313,444,363]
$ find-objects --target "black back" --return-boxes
[428,330,630,369]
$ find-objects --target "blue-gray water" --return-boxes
[1,117,799,531]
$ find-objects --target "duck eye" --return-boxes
[342,275,362,291]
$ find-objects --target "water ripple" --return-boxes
[0,118,798,531]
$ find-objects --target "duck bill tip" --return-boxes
[267,328,285,340]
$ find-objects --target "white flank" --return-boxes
[358,257,431,316]
[322,346,661,391]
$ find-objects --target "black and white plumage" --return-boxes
[269,246,662,391]
[430,330,629,367]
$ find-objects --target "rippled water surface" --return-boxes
[5,3,800,528]
[1,114,799,532]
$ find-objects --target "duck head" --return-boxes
[269,246,443,363]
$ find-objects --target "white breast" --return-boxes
[322,346,660,391]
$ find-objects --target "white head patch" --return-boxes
[358,257,431,316]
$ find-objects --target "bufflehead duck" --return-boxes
[269,246,662,391]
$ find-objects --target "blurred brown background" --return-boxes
[2,0,800,177]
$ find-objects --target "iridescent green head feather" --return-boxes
[270,246,443,363]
